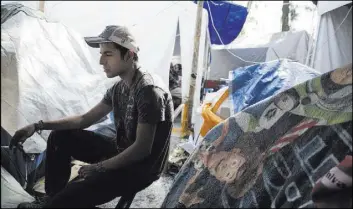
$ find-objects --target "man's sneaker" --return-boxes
[17,195,50,208]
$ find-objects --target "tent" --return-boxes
[308,1,352,73]
[208,30,313,80]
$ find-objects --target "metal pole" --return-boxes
[181,1,204,138]
[39,1,45,13]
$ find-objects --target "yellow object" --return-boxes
[200,88,229,137]
[180,103,191,138]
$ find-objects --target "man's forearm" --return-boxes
[101,143,150,170]
[40,115,86,131]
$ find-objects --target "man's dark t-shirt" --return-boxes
[102,69,174,176]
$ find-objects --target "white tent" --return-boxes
[209,30,312,80]
[1,3,116,153]
[308,1,352,73]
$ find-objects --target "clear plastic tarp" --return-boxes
[1,166,35,208]
[1,4,116,153]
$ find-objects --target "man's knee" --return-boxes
[48,130,74,147]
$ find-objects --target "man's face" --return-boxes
[99,43,128,78]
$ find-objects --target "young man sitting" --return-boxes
[12,25,174,208]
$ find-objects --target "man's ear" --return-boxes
[124,51,134,61]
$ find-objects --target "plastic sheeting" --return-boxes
[209,30,313,80]
[193,1,248,45]
[1,166,35,208]
[310,4,352,73]
[31,1,211,123]
[1,4,116,153]
[229,59,321,114]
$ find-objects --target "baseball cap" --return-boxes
[84,25,139,53]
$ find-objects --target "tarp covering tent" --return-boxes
[1,3,116,154]
[163,64,352,208]
[1,166,35,208]
[35,0,211,123]
[308,1,352,73]
[209,30,312,80]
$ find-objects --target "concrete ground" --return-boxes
[100,116,183,208]
[99,174,174,208]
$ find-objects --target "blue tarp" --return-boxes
[193,1,248,45]
[229,59,321,114]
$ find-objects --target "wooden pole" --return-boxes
[181,1,204,138]
[39,1,45,13]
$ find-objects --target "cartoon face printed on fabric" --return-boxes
[194,120,246,183]
[330,63,352,85]
[223,144,268,199]
[302,64,352,106]
[274,89,300,111]
[201,148,246,183]
[258,89,300,130]
[223,162,265,202]
[290,64,353,125]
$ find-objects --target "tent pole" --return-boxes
[39,1,45,13]
[181,0,204,138]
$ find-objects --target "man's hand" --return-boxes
[78,163,106,179]
[10,124,36,150]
